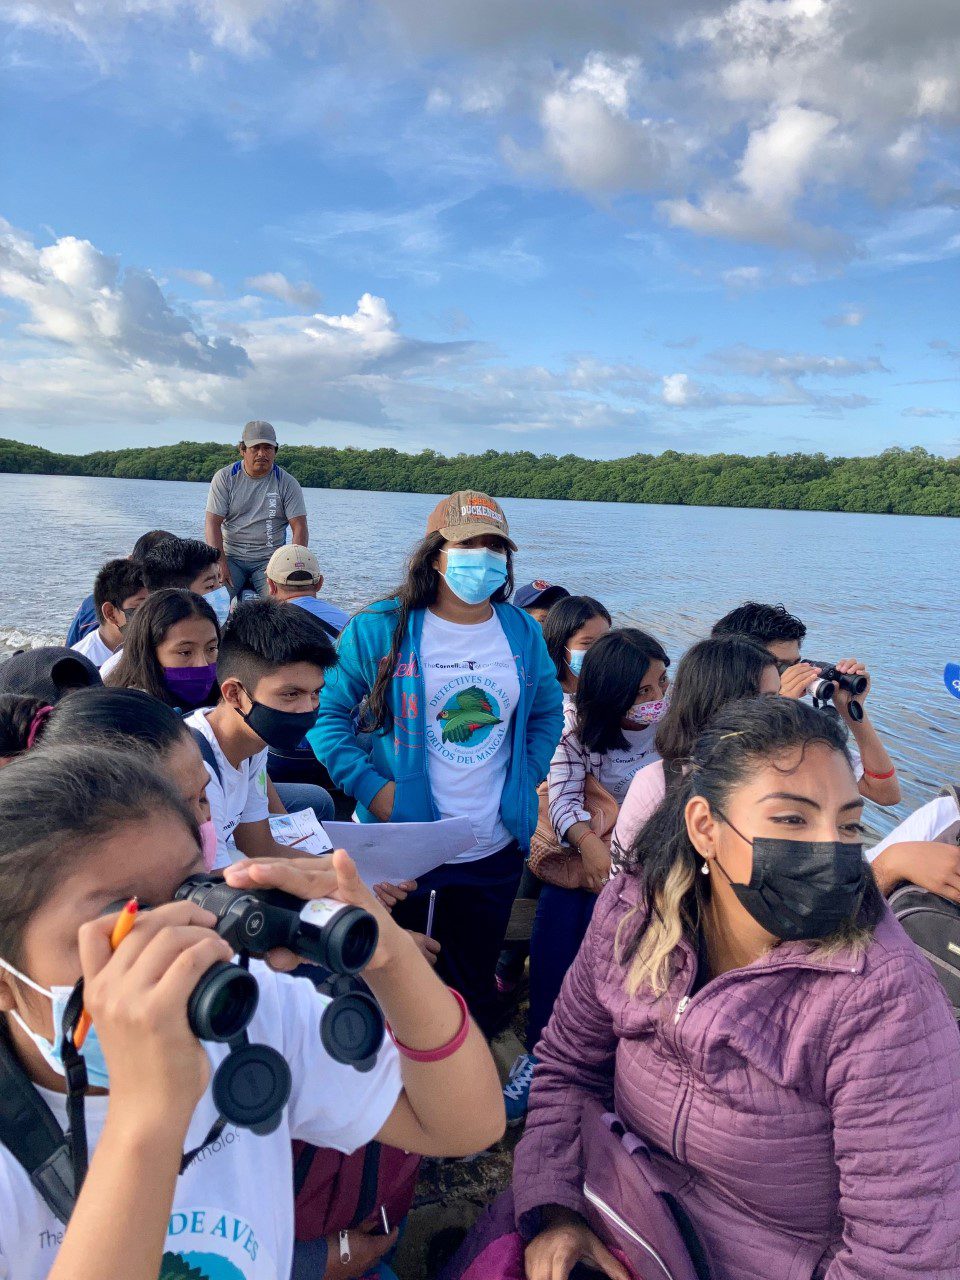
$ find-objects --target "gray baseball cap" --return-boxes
[241,420,278,447]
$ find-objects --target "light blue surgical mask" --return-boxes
[0,958,110,1089]
[204,585,232,627]
[566,647,587,677]
[442,547,508,606]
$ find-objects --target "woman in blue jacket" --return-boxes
[309,490,563,1035]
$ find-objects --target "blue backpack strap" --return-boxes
[231,460,243,477]
[189,726,224,789]
[273,463,281,479]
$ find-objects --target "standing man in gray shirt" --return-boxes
[204,420,309,599]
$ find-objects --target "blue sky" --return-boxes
[1,0,958,459]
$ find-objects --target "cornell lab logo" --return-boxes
[436,686,503,745]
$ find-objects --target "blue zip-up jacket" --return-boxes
[308,598,564,850]
[66,593,97,646]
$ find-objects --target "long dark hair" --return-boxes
[542,595,611,681]
[655,635,777,779]
[41,687,193,759]
[575,627,669,754]
[0,744,195,968]
[106,589,219,707]
[617,696,884,996]
[365,531,515,731]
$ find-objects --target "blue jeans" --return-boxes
[527,882,598,1051]
[225,555,269,600]
[273,781,335,823]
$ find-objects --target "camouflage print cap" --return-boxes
[426,490,518,552]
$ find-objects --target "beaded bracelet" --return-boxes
[388,988,470,1063]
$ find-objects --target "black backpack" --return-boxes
[888,784,960,1018]
[0,1019,76,1223]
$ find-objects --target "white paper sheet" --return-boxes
[268,808,334,855]
[320,817,478,886]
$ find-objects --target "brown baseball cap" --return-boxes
[266,544,321,586]
[426,490,517,551]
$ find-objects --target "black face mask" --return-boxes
[241,699,319,752]
[712,812,868,942]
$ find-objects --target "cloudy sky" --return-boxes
[1,0,958,458]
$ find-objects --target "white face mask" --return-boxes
[203,585,232,626]
[0,958,110,1088]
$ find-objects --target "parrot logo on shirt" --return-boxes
[436,686,503,744]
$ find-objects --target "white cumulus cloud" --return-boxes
[509,52,680,195]
[0,220,249,374]
[245,271,320,309]
[174,268,220,291]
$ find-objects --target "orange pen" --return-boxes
[74,898,139,1050]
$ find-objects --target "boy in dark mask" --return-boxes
[186,599,336,866]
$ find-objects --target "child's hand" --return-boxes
[374,879,417,911]
[778,662,821,700]
[223,850,412,972]
[79,901,233,1119]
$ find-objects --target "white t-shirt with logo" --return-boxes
[421,609,520,862]
[187,709,270,869]
[70,628,114,669]
[0,962,402,1280]
[597,724,658,802]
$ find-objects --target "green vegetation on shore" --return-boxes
[1,436,958,516]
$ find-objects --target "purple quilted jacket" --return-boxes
[514,873,960,1280]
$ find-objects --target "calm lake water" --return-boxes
[0,471,955,837]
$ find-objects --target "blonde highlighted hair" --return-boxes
[616,858,696,997]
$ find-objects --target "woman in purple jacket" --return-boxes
[515,696,960,1280]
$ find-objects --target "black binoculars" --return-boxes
[95,879,384,1140]
[173,875,382,1057]
[806,662,868,721]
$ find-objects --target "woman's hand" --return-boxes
[873,840,960,902]
[323,1224,399,1279]
[374,879,417,911]
[222,849,411,973]
[580,834,612,894]
[369,781,396,822]
[407,931,441,966]
[78,901,233,1120]
[524,1210,630,1280]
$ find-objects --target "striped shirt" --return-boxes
[547,700,659,842]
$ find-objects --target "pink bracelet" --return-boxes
[388,988,470,1063]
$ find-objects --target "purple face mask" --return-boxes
[162,663,217,708]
